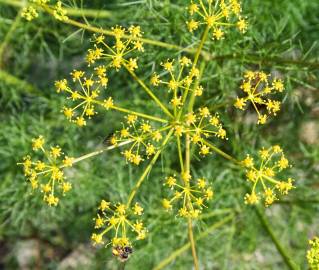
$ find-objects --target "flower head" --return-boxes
[242,145,294,206]
[55,70,112,126]
[234,71,285,124]
[91,201,147,249]
[86,25,144,71]
[183,108,227,155]
[18,136,73,206]
[162,173,213,219]
[186,0,247,38]
[110,116,170,165]
[151,57,201,110]
[307,237,319,270]
[53,1,68,21]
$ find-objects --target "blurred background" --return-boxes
[0,0,318,269]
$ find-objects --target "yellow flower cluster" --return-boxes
[18,135,73,206]
[307,237,319,270]
[86,25,144,71]
[55,69,112,127]
[186,0,247,39]
[91,200,147,248]
[150,57,201,110]
[22,1,68,22]
[242,145,294,206]
[22,6,39,21]
[234,71,285,124]
[110,115,170,165]
[162,174,213,218]
[53,1,68,21]
[183,107,227,155]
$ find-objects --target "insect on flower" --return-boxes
[91,201,147,251]
[112,245,133,262]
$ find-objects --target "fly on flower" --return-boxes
[91,200,147,256]
[17,135,73,206]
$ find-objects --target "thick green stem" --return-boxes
[153,214,234,270]
[188,218,199,270]
[202,139,242,166]
[255,207,299,270]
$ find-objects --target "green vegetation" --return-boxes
[0,0,318,269]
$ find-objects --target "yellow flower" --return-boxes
[103,97,114,110]
[150,73,161,86]
[187,19,199,32]
[213,28,224,40]
[91,233,103,245]
[200,145,210,155]
[22,6,38,21]
[242,155,254,168]
[94,214,104,229]
[45,194,59,206]
[63,156,74,167]
[99,200,110,211]
[234,97,246,110]
[187,0,247,38]
[244,192,259,205]
[307,237,319,270]
[129,25,142,37]
[133,203,143,215]
[62,182,72,194]
[237,18,248,33]
[53,1,68,21]
[71,70,85,81]
[166,176,177,188]
[50,146,62,159]
[32,135,45,150]
[161,59,174,72]
[162,199,172,210]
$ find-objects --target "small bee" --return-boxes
[112,246,133,261]
[102,133,116,146]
